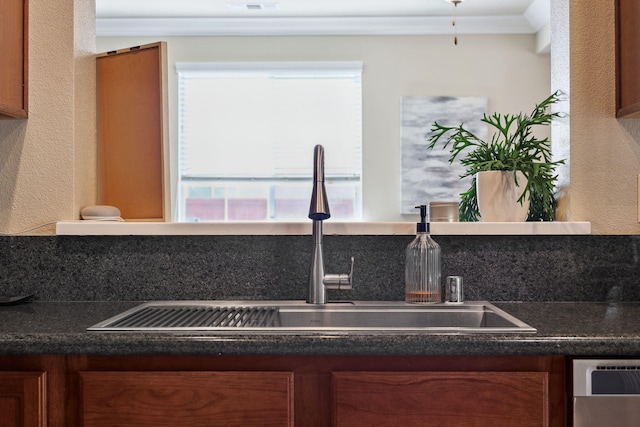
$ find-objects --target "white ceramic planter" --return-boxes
[476,170,530,222]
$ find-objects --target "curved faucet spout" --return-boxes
[307,144,353,304]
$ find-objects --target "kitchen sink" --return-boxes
[87,301,536,334]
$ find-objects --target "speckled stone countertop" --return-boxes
[1,301,640,357]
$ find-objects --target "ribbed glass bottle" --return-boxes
[405,231,442,304]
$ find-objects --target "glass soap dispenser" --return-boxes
[405,205,442,304]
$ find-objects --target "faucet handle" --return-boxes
[325,257,354,291]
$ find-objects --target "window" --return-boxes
[176,62,363,222]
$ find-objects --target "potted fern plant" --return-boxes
[426,91,565,222]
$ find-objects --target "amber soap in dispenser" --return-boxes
[405,205,442,304]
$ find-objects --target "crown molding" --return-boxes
[524,0,551,31]
[96,15,539,37]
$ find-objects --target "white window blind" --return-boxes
[176,62,363,222]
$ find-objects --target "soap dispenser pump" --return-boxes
[405,205,442,304]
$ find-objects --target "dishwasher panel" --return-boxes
[573,359,640,427]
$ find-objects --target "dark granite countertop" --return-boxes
[1,301,640,356]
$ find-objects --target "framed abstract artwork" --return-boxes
[400,96,488,215]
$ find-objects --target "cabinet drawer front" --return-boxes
[333,371,548,427]
[80,371,293,427]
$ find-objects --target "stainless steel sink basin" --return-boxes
[88,301,536,334]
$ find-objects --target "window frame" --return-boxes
[174,61,364,222]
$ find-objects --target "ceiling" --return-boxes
[95,0,550,37]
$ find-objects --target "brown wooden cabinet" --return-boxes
[0,0,28,119]
[79,371,294,426]
[0,354,566,426]
[0,372,46,427]
[334,371,550,426]
[68,355,565,427]
[616,0,640,117]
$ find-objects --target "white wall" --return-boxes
[97,34,551,222]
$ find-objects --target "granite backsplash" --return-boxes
[0,234,638,302]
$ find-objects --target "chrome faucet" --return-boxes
[307,144,354,304]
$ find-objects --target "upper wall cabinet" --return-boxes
[0,0,28,119]
[616,0,640,118]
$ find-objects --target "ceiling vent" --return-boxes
[227,2,280,11]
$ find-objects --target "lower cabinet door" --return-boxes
[80,371,294,426]
[0,372,46,427]
[333,371,549,427]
